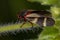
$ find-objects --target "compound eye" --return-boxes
[18,15,22,19]
[19,16,22,19]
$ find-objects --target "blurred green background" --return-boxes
[0,0,60,40]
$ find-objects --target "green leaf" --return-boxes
[53,35,60,40]
[0,22,37,33]
[28,0,58,4]
[28,0,42,2]
[38,27,59,40]
[28,0,60,7]
[40,0,58,5]
[51,6,60,19]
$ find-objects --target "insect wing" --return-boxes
[26,13,40,17]
[36,17,44,27]
[37,17,55,27]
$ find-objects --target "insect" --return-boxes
[17,9,55,28]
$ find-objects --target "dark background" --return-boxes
[0,0,50,23]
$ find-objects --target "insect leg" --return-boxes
[20,21,26,28]
[20,17,27,28]
[28,20,33,27]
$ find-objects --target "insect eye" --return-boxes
[18,16,22,19]
[18,16,20,17]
